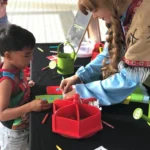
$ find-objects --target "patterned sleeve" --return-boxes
[125,0,150,68]
[76,42,109,83]
[75,66,138,105]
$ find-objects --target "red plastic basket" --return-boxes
[52,94,103,139]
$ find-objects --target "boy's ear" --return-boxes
[4,51,12,60]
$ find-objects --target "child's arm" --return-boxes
[0,79,51,121]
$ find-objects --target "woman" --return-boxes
[60,0,150,105]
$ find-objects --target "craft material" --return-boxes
[99,47,103,53]
[56,145,62,150]
[36,95,63,103]
[46,86,62,95]
[46,55,57,61]
[102,120,114,129]
[94,146,108,150]
[42,113,49,124]
[37,47,44,52]
[123,86,149,104]
[36,69,49,83]
[50,51,58,53]
[49,46,58,49]
[42,66,49,71]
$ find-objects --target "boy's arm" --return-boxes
[0,79,51,121]
[0,79,32,121]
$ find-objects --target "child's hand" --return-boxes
[60,75,80,94]
[28,80,35,87]
[63,89,76,99]
[30,99,52,112]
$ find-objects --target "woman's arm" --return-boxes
[75,65,138,105]
[76,42,109,83]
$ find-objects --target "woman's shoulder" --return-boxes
[130,0,150,28]
[126,0,150,40]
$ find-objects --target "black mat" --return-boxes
[30,103,150,150]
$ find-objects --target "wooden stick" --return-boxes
[41,113,49,124]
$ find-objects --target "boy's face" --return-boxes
[9,48,34,69]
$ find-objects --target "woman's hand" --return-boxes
[60,75,81,94]
[63,89,76,99]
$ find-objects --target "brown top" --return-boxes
[124,0,150,67]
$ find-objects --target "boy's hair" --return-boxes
[78,0,126,79]
[0,24,36,56]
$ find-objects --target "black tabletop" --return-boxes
[29,103,150,150]
[31,43,90,94]
[30,43,150,150]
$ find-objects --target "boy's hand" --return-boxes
[28,80,35,87]
[30,99,52,112]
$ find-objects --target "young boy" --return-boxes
[0,24,51,150]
